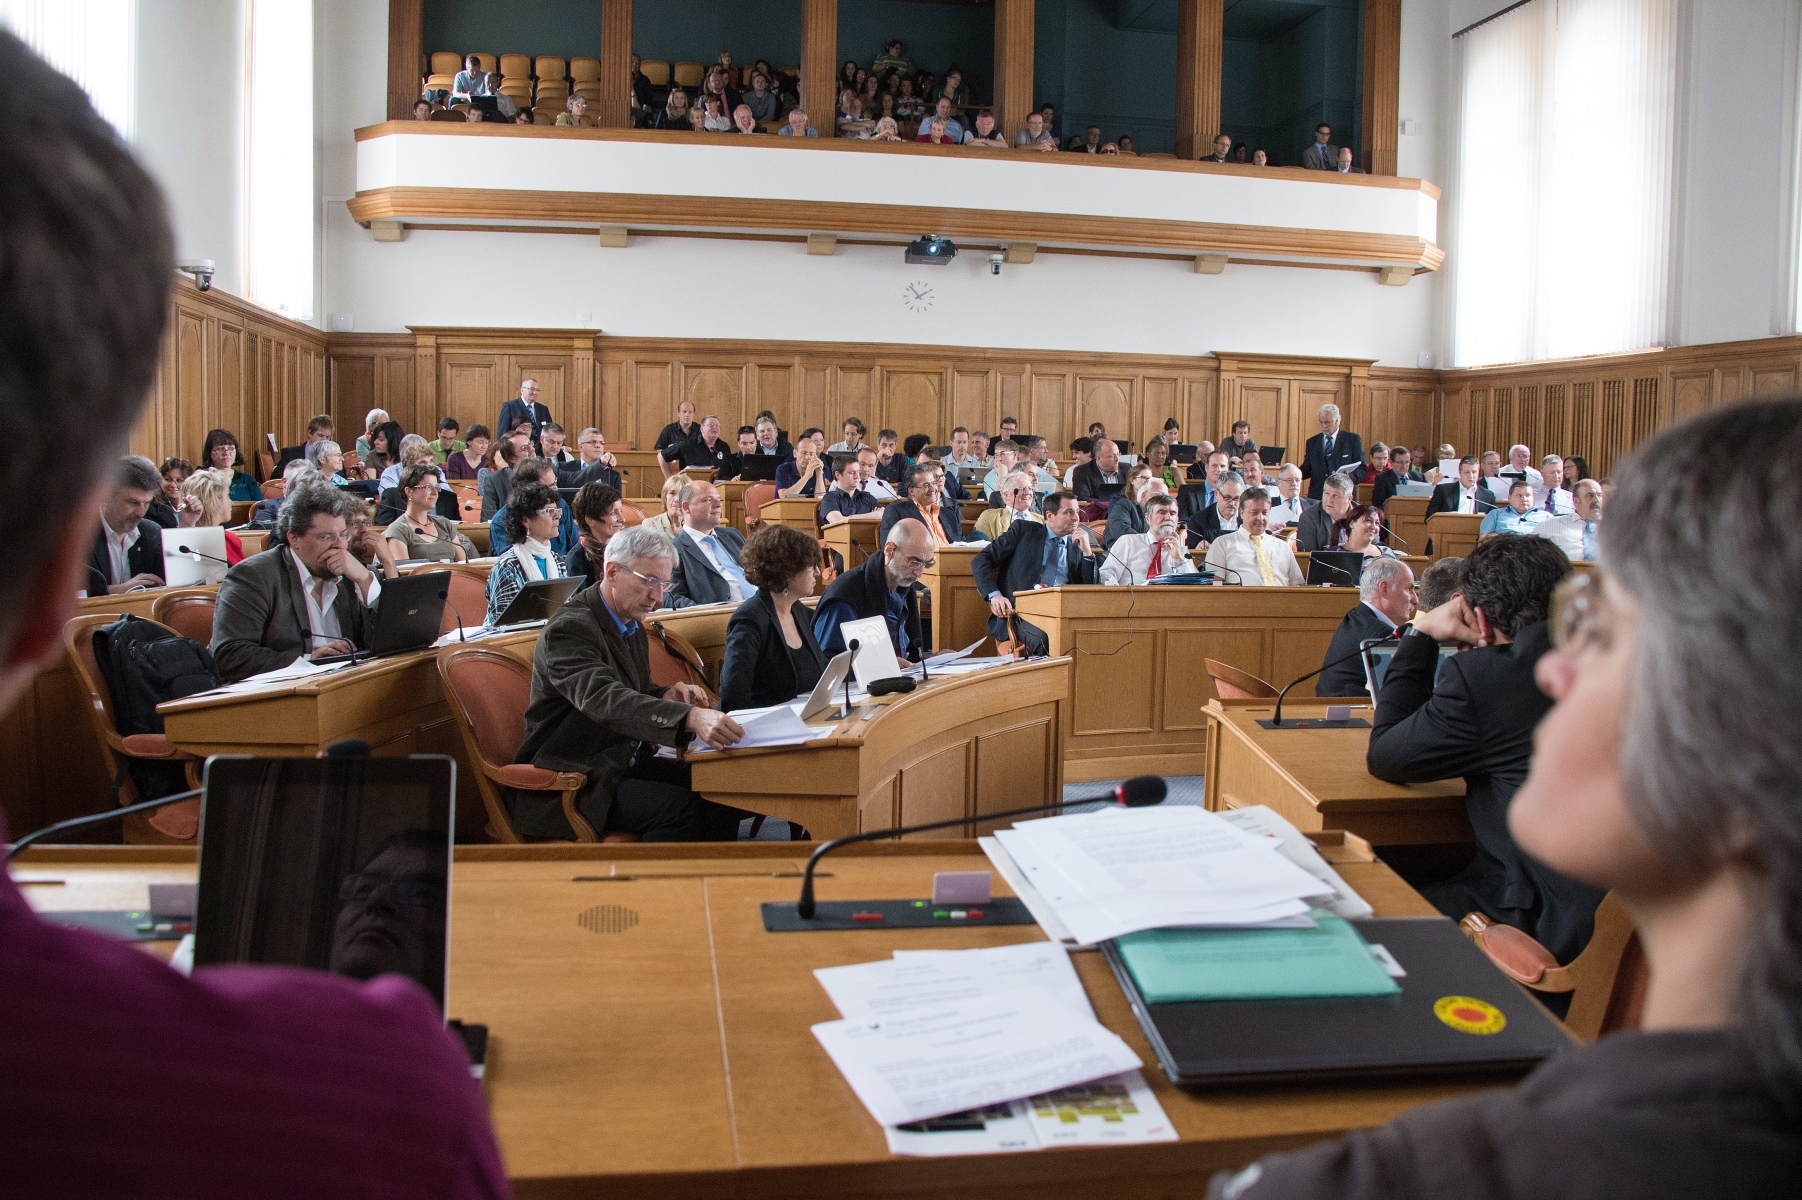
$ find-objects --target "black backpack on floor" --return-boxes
[91,614,220,801]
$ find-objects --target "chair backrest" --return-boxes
[454,484,482,522]
[742,483,777,525]
[672,61,705,88]
[499,53,531,79]
[573,81,603,102]
[569,56,601,82]
[640,59,671,86]
[1560,892,1649,1040]
[647,622,713,695]
[438,567,489,635]
[431,108,465,122]
[1205,657,1278,699]
[430,51,463,76]
[471,53,496,74]
[151,588,218,645]
[438,646,534,770]
[533,108,558,125]
[257,449,275,481]
[535,55,567,82]
[620,501,646,526]
[261,478,285,500]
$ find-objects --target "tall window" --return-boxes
[1452,0,1677,367]
[245,0,313,320]
[0,0,136,138]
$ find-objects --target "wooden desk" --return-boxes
[229,500,256,526]
[1426,512,1483,560]
[459,522,491,556]
[920,545,992,653]
[1203,698,1470,846]
[612,450,662,498]
[686,657,1070,840]
[717,478,755,533]
[823,514,882,572]
[1011,585,1363,783]
[759,495,820,533]
[959,499,987,534]
[14,840,1486,1198]
[1295,553,1430,581]
[237,528,270,557]
[1383,496,1430,561]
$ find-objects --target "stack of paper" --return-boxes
[981,805,1358,948]
[687,703,837,754]
[811,943,1177,1156]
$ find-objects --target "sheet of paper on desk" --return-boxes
[816,942,1091,1020]
[920,657,1015,676]
[1217,804,1373,919]
[217,657,350,691]
[912,638,987,672]
[811,989,1141,1128]
[883,1068,1176,1157]
[689,703,819,753]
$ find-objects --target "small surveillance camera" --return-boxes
[988,252,1004,276]
[178,259,216,292]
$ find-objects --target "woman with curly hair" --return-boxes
[717,523,825,710]
[485,480,566,626]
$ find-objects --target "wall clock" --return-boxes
[902,281,935,313]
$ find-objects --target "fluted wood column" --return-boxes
[1174,0,1223,160]
[992,0,1035,139]
[800,0,838,126]
[1361,0,1401,175]
[597,0,633,129]
[386,0,423,121]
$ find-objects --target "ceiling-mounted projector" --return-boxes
[905,235,957,265]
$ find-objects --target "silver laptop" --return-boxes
[1394,481,1434,498]
[798,650,856,720]
[163,525,230,586]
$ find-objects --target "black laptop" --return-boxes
[1169,443,1200,465]
[1258,445,1286,466]
[1103,916,1570,1087]
[311,570,449,664]
[1307,550,1366,587]
[492,576,580,627]
[737,454,783,481]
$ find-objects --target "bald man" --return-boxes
[813,517,933,667]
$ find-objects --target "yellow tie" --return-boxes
[1249,534,1279,586]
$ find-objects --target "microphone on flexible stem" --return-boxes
[791,775,1168,920]
[1265,630,1399,728]
[1313,557,1358,586]
[841,638,860,719]
[176,544,233,568]
[1382,528,1409,550]
[1199,563,1244,585]
[307,629,361,666]
[445,601,467,643]
[8,786,203,859]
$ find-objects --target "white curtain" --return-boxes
[0,0,136,138]
[1453,0,1677,367]
[246,0,314,321]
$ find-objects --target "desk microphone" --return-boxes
[1265,630,1399,728]
[1382,528,1410,550]
[840,638,859,718]
[306,628,362,666]
[1200,563,1244,585]
[445,601,468,642]
[8,786,202,859]
[789,775,1168,920]
[175,544,233,568]
[1312,557,1359,586]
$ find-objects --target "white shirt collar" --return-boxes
[1362,600,1398,629]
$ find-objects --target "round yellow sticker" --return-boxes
[1434,995,1507,1035]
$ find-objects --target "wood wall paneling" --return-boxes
[992,0,1036,139]
[1361,0,1402,176]
[1175,0,1225,161]
[387,0,424,123]
[800,0,838,120]
[597,0,632,130]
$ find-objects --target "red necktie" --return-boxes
[1149,543,1163,578]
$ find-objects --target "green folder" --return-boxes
[1113,912,1402,1003]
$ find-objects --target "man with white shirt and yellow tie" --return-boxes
[1204,489,1305,586]
[1535,478,1604,561]
[1101,493,1197,584]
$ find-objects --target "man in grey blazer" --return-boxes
[665,480,752,609]
[1300,122,1335,169]
[1297,472,1357,552]
[210,484,380,683]
[478,430,530,520]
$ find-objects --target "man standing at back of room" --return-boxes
[0,32,510,1196]
[497,377,552,452]
[1300,403,1364,501]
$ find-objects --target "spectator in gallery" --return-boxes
[1204,133,1233,163]
[700,95,733,132]
[1075,125,1102,153]
[1232,143,1249,163]
[628,53,652,117]
[1065,135,1085,152]
[1118,133,1135,154]
[462,107,483,125]
[1302,122,1336,169]
[1252,148,1269,165]
[486,73,517,120]
[836,88,873,138]
[860,73,881,114]
[918,117,953,145]
[732,104,763,135]
[873,91,899,125]
[839,60,859,92]
[896,76,926,121]
[870,116,903,142]
[1037,102,1060,140]
[922,96,964,142]
[1101,143,1120,154]
[450,53,486,103]
[1335,146,1365,174]
[963,111,1006,147]
[914,70,934,102]
[686,106,708,132]
[744,71,780,123]
[700,65,741,119]
[873,39,911,76]
[557,93,596,128]
[779,108,818,137]
[512,110,531,126]
[932,65,971,108]
[648,87,691,131]
[1015,111,1056,150]
[412,98,431,121]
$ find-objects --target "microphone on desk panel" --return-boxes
[1311,557,1359,585]
[175,544,233,568]
[305,628,363,667]
[840,638,860,719]
[791,775,1169,919]
[1267,630,1400,728]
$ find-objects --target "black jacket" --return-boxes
[559,460,621,492]
[496,398,553,445]
[1371,467,1425,509]
[563,544,602,594]
[1367,623,1604,962]
[815,546,923,661]
[1316,602,1394,697]
[1190,505,1241,548]
[1295,503,1337,553]
[1103,494,1147,549]
[666,525,747,609]
[87,520,164,594]
[879,498,960,545]
[1070,460,1126,504]
[971,519,1097,606]
[680,436,736,474]
[1426,480,1499,518]
[818,487,878,525]
[478,466,514,521]
[718,589,828,711]
[1300,430,1364,499]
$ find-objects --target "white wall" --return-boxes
[132,0,244,297]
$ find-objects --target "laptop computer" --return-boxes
[1258,445,1285,466]
[311,569,448,664]
[957,466,986,488]
[1306,550,1366,587]
[1168,443,1199,465]
[1102,915,1570,1087]
[492,576,580,627]
[1394,481,1435,499]
[737,454,782,481]
[163,526,230,587]
[797,649,857,720]
[192,755,484,1069]
[1363,640,1458,695]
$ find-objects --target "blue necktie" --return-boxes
[1324,434,1333,459]
[1039,536,1067,587]
[708,533,755,599]
[1581,522,1597,561]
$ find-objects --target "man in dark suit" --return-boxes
[1371,444,1427,508]
[561,427,622,491]
[879,463,960,545]
[814,518,934,660]
[1367,536,1603,963]
[276,414,335,473]
[1317,556,1415,697]
[971,492,1097,656]
[1300,403,1364,500]
[479,429,531,520]
[665,480,751,609]
[496,378,552,452]
[1070,437,1127,504]
[1188,474,1243,549]
[89,455,166,595]
[1296,472,1356,551]
[1426,455,1499,519]
[513,524,745,840]
[209,484,379,683]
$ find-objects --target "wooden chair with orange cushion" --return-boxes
[453,484,482,523]
[1205,657,1278,699]
[620,501,646,526]
[742,482,777,530]
[257,449,275,483]
[436,644,639,844]
[434,565,490,635]
[150,588,218,645]
[1461,892,1646,1042]
[260,478,285,501]
[646,622,713,698]
[62,614,203,843]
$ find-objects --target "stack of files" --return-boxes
[981,805,1365,948]
[686,703,837,754]
[810,942,1178,1156]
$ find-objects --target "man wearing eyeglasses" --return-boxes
[881,462,962,546]
[814,518,935,665]
[211,482,381,683]
[665,480,752,609]
[975,470,1043,541]
[971,492,1098,656]
[515,524,750,841]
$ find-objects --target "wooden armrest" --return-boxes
[493,764,585,791]
[1460,912,1573,991]
[147,797,201,841]
[118,733,189,760]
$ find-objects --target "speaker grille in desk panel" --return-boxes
[577,904,641,934]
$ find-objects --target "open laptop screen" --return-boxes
[193,756,456,1011]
